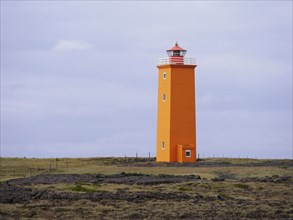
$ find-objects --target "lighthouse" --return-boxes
[156,42,197,163]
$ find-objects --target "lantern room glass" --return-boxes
[180,51,187,56]
[167,51,173,57]
[167,50,187,57]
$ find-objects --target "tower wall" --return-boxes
[156,64,197,162]
[156,66,171,162]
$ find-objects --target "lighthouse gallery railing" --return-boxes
[158,57,196,65]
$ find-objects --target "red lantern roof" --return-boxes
[167,42,186,51]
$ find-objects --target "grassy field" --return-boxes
[1,157,292,181]
[0,157,292,219]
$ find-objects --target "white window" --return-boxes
[162,93,166,101]
[186,150,191,157]
[162,141,165,150]
[163,72,166,80]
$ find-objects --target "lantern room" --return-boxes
[158,42,195,65]
[166,42,187,57]
[166,42,186,64]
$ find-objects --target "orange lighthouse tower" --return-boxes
[156,42,197,163]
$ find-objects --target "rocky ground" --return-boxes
[1,172,292,219]
[1,173,202,186]
[97,157,293,168]
[1,158,292,219]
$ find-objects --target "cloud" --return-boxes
[52,40,94,51]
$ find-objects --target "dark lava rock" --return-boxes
[211,177,225,182]
[217,195,224,201]
[4,173,202,186]
[240,176,292,183]
[0,184,194,204]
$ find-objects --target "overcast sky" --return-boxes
[1,1,292,159]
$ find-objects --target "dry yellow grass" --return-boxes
[1,157,292,181]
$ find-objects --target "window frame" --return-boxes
[162,141,165,150]
[185,150,191,158]
[163,72,166,80]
